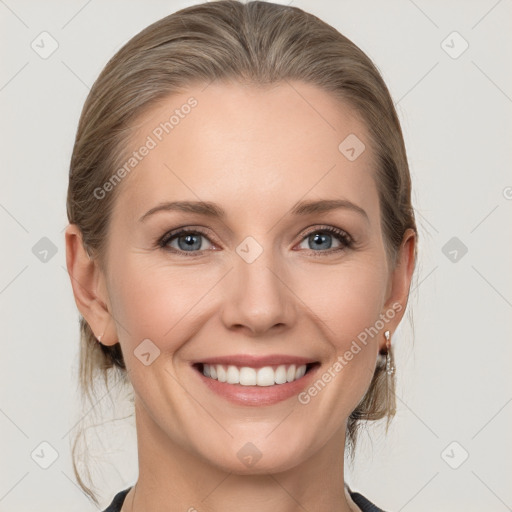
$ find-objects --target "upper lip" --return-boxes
[193,354,318,368]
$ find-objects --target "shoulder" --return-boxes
[102,487,131,512]
[348,486,389,512]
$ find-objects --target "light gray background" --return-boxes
[1,0,511,511]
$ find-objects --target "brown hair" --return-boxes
[66,0,417,504]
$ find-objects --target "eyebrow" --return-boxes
[138,198,369,223]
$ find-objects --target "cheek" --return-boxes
[297,262,388,410]
[296,259,388,343]
[107,256,218,351]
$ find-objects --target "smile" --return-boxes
[191,360,321,406]
[199,363,314,386]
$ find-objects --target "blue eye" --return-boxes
[159,229,213,255]
[158,225,353,257]
[297,227,352,253]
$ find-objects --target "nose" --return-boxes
[220,245,296,337]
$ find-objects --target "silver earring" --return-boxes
[97,332,104,343]
[384,330,395,375]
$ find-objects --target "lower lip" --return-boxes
[192,364,321,406]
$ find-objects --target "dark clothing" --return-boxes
[102,485,387,512]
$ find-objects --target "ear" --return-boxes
[380,228,417,351]
[64,224,118,346]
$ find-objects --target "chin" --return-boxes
[194,434,311,475]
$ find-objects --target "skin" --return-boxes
[66,80,415,512]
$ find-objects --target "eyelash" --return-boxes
[156,225,354,258]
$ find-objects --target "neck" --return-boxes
[122,397,359,512]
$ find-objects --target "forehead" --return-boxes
[112,80,379,224]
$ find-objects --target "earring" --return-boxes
[97,332,104,343]
[384,330,395,375]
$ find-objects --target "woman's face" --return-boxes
[89,81,414,473]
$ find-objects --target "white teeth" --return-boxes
[217,365,227,382]
[295,365,306,379]
[226,365,239,384]
[275,365,287,384]
[256,366,275,386]
[201,363,309,386]
[239,367,257,385]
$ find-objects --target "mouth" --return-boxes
[189,354,322,406]
[192,362,321,387]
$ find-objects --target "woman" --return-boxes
[65,1,417,511]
